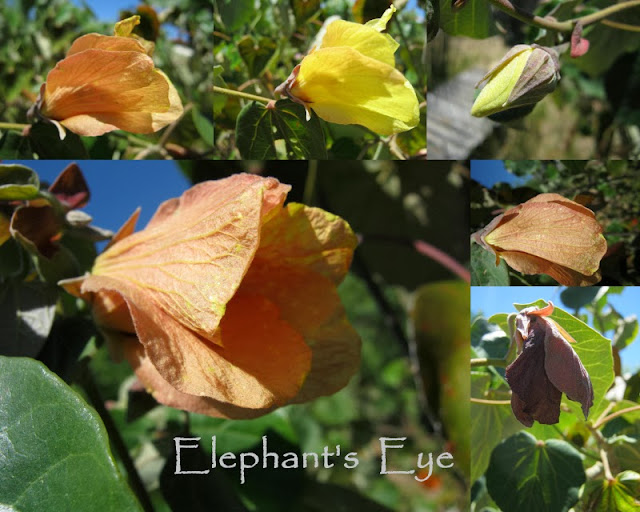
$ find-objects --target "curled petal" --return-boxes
[240,204,360,401]
[48,163,90,210]
[318,18,398,67]
[543,317,594,419]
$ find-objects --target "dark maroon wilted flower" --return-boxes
[505,302,594,427]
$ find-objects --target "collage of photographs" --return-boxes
[1,0,639,511]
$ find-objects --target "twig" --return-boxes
[0,122,29,131]
[593,404,640,429]
[470,397,511,405]
[414,240,470,283]
[486,0,640,32]
[471,357,507,367]
[213,86,271,103]
[601,19,640,32]
[586,423,615,480]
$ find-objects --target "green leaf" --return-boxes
[191,107,214,147]
[271,100,327,159]
[614,315,638,350]
[513,300,614,421]
[290,0,321,25]
[560,287,601,310]
[0,357,142,511]
[215,0,256,31]
[237,35,277,77]
[235,100,327,159]
[581,470,640,512]
[0,164,39,200]
[0,131,33,158]
[470,373,521,483]
[0,237,25,279]
[486,431,585,512]
[438,0,494,39]
[29,122,89,159]
[0,281,57,357]
[235,101,278,159]
[471,242,509,285]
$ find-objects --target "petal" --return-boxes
[257,203,357,284]
[66,34,147,56]
[48,163,90,210]
[80,275,311,411]
[291,47,419,135]
[10,205,62,259]
[484,194,607,276]
[92,175,289,342]
[41,50,181,135]
[123,342,277,419]
[471,47,533,117]
[506,322,563,425]
[499,251,602,286]
[240,265,360,403]
[542,317,594,420]
[240,204,361,402]
[319,19,398,67]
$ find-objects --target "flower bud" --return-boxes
[471,44,560,118]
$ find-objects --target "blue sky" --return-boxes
[11,161,190,237]
[470,160,528,187]
[472,287,640,372]
[72,0,141,21]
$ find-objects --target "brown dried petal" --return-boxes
[506,317,563,426]
[10,205,62,259]
[48,163,90,210]
[543,317,594,420]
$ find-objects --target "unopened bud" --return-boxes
[471,44,560,118]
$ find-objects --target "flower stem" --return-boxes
[471,357,507,367]
[213,86,271,103]
[587,423,616,481]
[413,240,471,283]
[593,404,640,429]
[486,0,640,32]
[470,397,511,405]
[0,122,29,131]
[575,1,640,27]
[486,0,573,31]
[601,19,640,32]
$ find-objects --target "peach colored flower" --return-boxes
[472,193,607,286]
[60,174,361,419]
[30,16,183,139]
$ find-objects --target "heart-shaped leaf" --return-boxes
[0,356,142,511]
[486,431,585,512]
